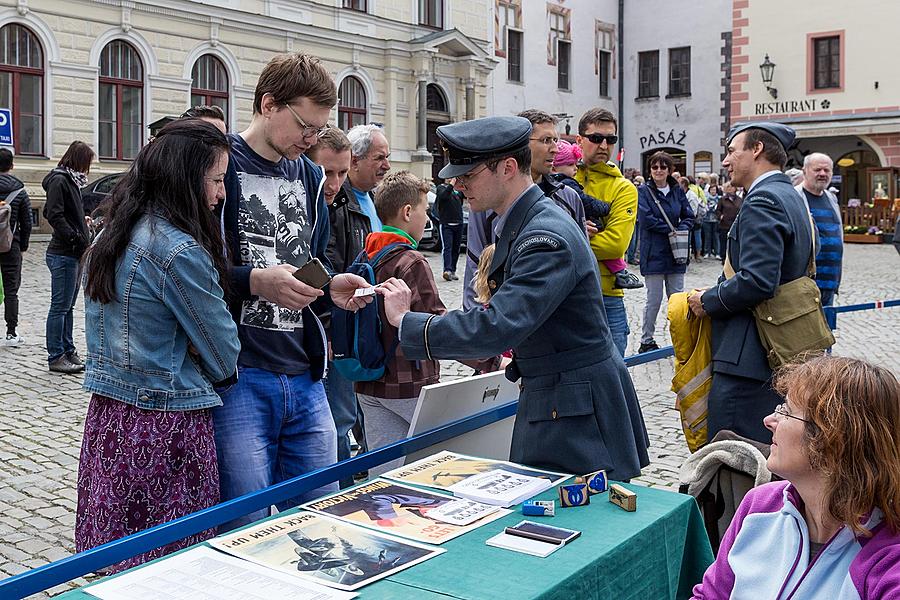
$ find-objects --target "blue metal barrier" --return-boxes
[3,299,895,598]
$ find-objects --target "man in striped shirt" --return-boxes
[795,153,843,306]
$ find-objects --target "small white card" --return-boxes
[353,286,377,297]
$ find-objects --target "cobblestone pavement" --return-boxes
[2,241,898,597]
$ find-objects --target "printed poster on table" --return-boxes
[209,511,444,592]
[382,451,570,491]
[301,478,510,544]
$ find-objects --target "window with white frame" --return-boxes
[191,54,229,127]
[596,21,614,99]
[338,76,367,131]
[99,40,143,160]
[547,5,570,66]
[0,24,44,156]
[419,0,443,29]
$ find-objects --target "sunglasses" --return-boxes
[583,133,618,145]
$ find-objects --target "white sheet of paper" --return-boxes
[84,546,357,600]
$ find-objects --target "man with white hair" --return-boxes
[347,124,391,233]
[796,152,842,306]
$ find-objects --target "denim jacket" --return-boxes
[83,215,240,411]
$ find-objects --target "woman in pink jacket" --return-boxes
[693,356,900,599]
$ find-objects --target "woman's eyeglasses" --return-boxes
[773,403,811,424]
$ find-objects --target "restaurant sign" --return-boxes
[754,98,830,115]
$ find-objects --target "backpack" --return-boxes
[0,188,23,253]
[331,242,413,381]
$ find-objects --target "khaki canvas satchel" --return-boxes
[724,208,835,369]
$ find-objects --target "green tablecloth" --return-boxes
[60,483,712,600]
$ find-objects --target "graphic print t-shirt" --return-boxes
[230,134,318,374]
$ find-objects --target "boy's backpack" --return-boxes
[331,241,414,381]
[0,188,23,253]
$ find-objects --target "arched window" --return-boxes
[337,76,366,131]
[0,24,44,155]
[99,40,143,160]
[426,84,448,112]
[191,54,229,127]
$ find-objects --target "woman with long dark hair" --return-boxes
[43,140,94,373]
[76,119,240,572]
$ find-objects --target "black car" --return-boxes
[81,172,125,216]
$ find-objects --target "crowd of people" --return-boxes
[2,49,896,589]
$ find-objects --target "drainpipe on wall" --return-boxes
[618,0,625,169]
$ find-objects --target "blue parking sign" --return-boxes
[0,109,13,146]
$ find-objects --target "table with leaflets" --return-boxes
[60,455,714,600]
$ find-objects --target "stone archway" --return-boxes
[425,84,451,181]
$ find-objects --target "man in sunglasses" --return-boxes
[378,115,650,479]
[575,108,639,357]
[214,53,373,531]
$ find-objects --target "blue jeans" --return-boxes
[213,367,338,531]
[45,253,81,362]
[819,288,836,307]
[324,362,360,489]
[440,223,463,274]
[702,222,720,256]
[602,295,629,357]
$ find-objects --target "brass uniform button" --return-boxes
[489,280,497,290]
[551,409,558,419]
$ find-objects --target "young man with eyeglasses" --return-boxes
[462,109,585,310]
[575,108,639,357]
[214,53,373,530]
[378,115,649,479]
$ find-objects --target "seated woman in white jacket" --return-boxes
[692,355,900,599]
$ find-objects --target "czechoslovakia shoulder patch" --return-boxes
[516,234,560,254]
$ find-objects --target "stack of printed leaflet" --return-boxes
[382,451,570,507]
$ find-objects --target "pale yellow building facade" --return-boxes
[0,0,495,232]
[731,0,900,203]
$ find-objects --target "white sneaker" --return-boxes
[4,334,22,347]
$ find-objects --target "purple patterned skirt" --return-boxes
[75,394,219,573]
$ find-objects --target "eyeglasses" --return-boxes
[583,133,619,145]
[773,403,811,424]
[456,164,490,187]
[650,164,669,171]
[284,104,330,139]
[530,136,560,147]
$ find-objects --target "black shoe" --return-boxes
[614,270,644,289]
[638,341,660,354]
[49,356,84,374]
[67,351,84,366]
[450,272,459,280]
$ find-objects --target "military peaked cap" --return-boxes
[727,121,796,152]
[437,116,532,178]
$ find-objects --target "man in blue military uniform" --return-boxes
[377,116,650,479]
[688,121,816,444]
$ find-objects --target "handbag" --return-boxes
[724,209,835,369]
[654,197,690,265]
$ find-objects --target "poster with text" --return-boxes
[302,479,509,544]
[210,511,443,591]
[382,451,570,491]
